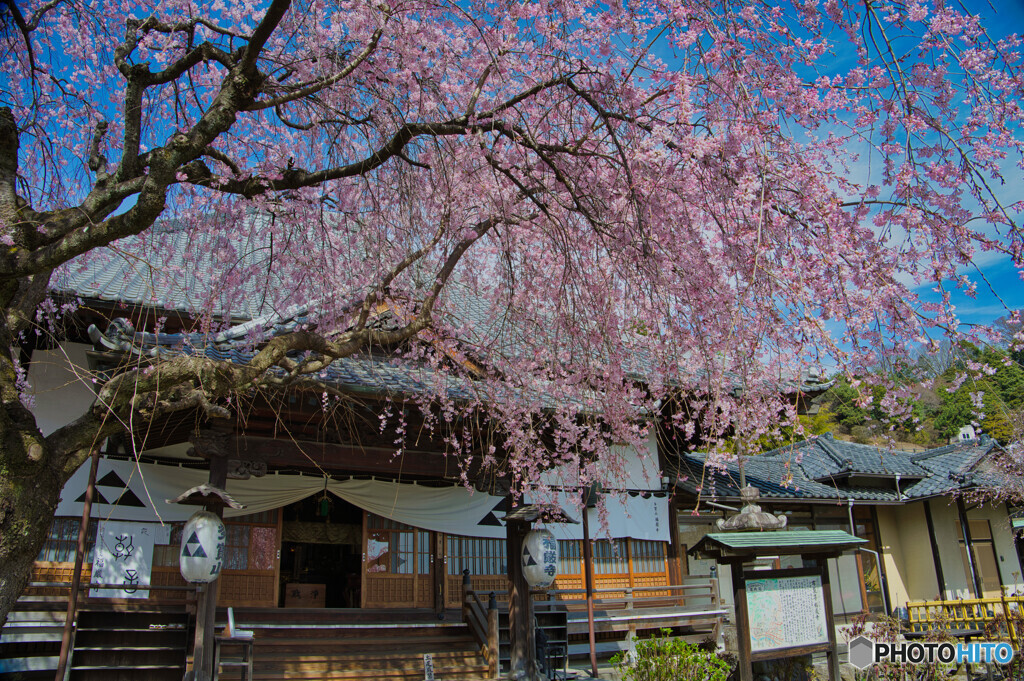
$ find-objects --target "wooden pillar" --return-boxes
[487,593,500,679]
[731,561,753,681]
[581,506,598,678]
[956,498,984,598]
[55,446,100,681]
[506,517,538,680]
[189,446,228,681]
[667,502,682,586]
[818,559,841,681]
[923,499,946,598]
[433,531,445,619]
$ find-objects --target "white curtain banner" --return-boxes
[57,458,667,541]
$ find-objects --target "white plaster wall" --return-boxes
[537,430,662,491]
[25,342,96,436]
[923,499,1024,599]
[971,502,1024,594]
[678,520,730,605]
[876,506,910,608]
[896,502,941,603]
[927,500,972,599]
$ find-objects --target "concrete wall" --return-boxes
[25,342,96,436]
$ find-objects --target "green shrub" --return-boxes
[610,630,730,681]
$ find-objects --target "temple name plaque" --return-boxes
[745,574,828,652]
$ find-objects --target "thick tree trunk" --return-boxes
[0,314,74,627]
[0,455,65,627]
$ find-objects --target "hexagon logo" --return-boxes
[848,636,875,670]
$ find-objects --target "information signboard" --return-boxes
[745,574,829,652]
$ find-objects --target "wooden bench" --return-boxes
[214,607,254,681]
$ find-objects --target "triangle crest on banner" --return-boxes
[75,489,110,504]
[111,488,147,508]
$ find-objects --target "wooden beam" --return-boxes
[186,433,464,477]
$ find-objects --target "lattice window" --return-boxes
[559,540,581,574]
[153,523,184,567]
[630,539,666,574]
[593,539,629,575]
[366,514,430,575]
[446,536,507,575]
[37,518,96,563]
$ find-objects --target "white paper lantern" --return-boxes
[522,528,558,587]
[179,511,226,583]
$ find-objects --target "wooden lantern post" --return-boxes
[503,503,577,681]
[171,431,247,681]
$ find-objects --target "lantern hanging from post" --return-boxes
[179,511,226,583]
[522,528,558,588]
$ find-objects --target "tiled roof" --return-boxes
[902,440,1002,498]
[675,450,902,503]
[675,436,1004,504]
[62,224,834,396]
[692,531,865,558]
[54,227,294,321]
[760,434,929,479]
[88,318,479,402]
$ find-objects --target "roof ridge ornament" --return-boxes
[715,485,788,531]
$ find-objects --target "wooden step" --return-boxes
[217,664,491,681]
[247,634,475,651]
[70,664,184,671]
[72,645,186,651]
[244,649,482,663]
[243,621,466,633]
[218,652,482,671]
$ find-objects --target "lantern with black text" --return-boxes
[179,511,226,583]
[522,528,558,587]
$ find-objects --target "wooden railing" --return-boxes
[537,577,721,611]
[906,594,1024,648]
[464,576,724,662]
[460,570,499,679]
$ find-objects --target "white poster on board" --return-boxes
[90,521,159,598]
[746,574,829,652]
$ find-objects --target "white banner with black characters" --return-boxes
[90,520,159,598]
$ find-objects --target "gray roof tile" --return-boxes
[676,436,1004,504]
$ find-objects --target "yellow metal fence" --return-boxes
[906,595,1024,649]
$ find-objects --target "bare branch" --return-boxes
[246,25,386,111]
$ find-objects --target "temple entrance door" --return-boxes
[279,495,363,608]
[362,513,436,608]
